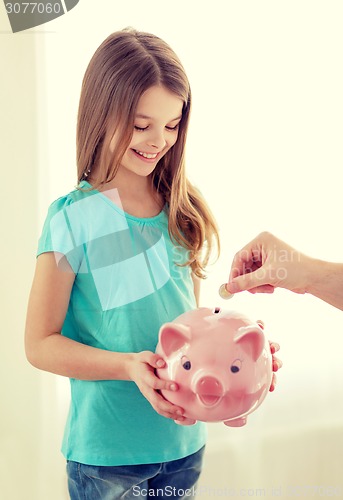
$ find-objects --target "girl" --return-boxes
[25,28,280,499]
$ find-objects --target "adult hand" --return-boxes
[226,232,312,295]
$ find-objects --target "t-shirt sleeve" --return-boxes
[37,196,83,273]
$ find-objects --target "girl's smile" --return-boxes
[131,149,160,162]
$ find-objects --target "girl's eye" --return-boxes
[134,126,148,131]
[166,124,179,131]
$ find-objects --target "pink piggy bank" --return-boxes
[156,307,272,427]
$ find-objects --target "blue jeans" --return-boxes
[66,446,205,500]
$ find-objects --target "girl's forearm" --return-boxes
[26,333,135,380]
[306,259,343,311]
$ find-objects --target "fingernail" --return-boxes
[219,283,234,299]
[170,383,178,391]
[227,282,240,293]
[156,359,165,368]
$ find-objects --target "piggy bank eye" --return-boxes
[181,356,191,370]
[231,359,242,374]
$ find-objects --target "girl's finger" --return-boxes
[269,373,277,392]
[269,341,280,354]
[272,356,282,372]
[149,391,184,419]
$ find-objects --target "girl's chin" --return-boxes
[119,164,156,179]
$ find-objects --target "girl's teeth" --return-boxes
[135,150,158,159]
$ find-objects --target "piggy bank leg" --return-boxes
[224,417,247,427]
[174,418,197,426]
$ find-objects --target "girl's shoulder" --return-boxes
[38,185,98,265]
[46,184,93,217]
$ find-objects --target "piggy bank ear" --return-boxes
[234,325,265,361]
[159,323,191,357]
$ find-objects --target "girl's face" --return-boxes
[112,85,183,179]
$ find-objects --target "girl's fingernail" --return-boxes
[170,383,177,391]
[156,359,165,368]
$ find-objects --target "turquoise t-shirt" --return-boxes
[37,181,207,466]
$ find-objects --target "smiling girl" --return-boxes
[25,28,220,499]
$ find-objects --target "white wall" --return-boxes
[1,1,343,499]
[0,6,70,499]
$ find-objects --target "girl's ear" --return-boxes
[158,323,191,357]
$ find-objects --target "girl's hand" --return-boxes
[127,351,185,421]
[269,341,282,392]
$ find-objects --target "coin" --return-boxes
[219,283,234,300]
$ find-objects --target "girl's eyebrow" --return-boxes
[135,113,182,122]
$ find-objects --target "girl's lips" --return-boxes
[131,149,160,163]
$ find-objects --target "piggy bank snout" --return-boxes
[193,375,224,407]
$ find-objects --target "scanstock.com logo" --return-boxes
[3,0,79,33]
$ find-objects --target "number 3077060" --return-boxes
[5,3,62,14]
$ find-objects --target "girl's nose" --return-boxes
[147,130,167,150]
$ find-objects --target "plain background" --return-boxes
[1,1,343,499]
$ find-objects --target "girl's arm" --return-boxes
[25,253,134,380]
[25,253,185,420]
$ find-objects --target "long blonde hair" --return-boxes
[77,28,219,278]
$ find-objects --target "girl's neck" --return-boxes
[89,168,164,218]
